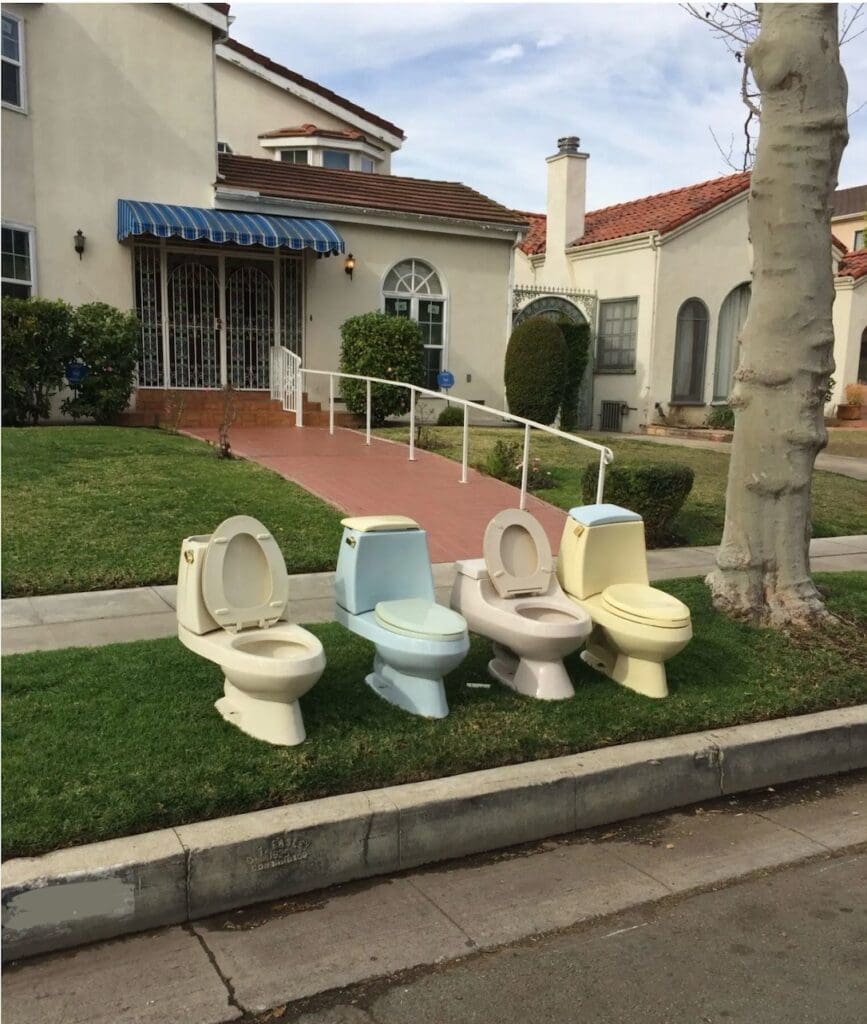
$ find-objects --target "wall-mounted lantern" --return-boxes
[344,253,355,279]
[74,229,86,260]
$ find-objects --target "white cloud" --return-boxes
[486,43,524,64]
[536,34,562,49]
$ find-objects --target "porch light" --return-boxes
[74,229,86,260]
[344,253,355,279]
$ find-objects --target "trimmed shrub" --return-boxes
[504,316,567,425]
[705,405,735,430]
[339,311,425,426]
[437,404,464,426]
[557,320,591,432]
[62,303,140,423]
[581,461,694,546]
[1,298,75,425]
[483,438,555,490]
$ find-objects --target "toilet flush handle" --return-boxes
[345,536,357,548]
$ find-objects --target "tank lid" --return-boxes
[455,557,489,580]
[341,515,420,533]
[567,504,643,527]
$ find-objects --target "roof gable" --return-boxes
[217,153,527,228]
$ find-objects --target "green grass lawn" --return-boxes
[3,572,865,860]
[377,426,867,547]
[1,427,346,597]
[825,429,867,459]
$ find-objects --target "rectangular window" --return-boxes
[280,149,308,164]
[417,299,444,390]
[322,149,351,170]
[360,157,375,173]
[597,298,637,371]
[1,225,33,297]
[854,228,864,251]
[2,13,23,110]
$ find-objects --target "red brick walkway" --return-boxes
[186,426,569,563]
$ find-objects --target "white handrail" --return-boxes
[299,367,614,507]
[271,345,302,415]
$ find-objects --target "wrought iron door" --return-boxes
[167,257,219,388]
[226,263,274,390]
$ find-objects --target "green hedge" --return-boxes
[582,461,695,545]
[339,311,424,426]
[705,405,735,430]
[558,320,591,431]
[437,404,464,426]
[504,316,567,425]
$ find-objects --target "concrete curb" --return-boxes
[3,706,865,962]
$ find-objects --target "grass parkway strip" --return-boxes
[3,573,865,860]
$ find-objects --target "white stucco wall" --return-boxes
[302,221,515,409]
[831,279,867,407]
[832,212,866,252]
[215,54,393,172]
[2,3,218,308]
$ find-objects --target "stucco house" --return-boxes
[1,3,526,425]
[514,138,867,429]
[832,184,866,252]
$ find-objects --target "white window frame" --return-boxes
[1,12,26,113]
[854,228,864,252]
[1,221,36,296]
[322,148,352,170]
[381,258,449,389]
[278,148,309,164]
[596,297,638,372]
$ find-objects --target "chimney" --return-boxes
[545,136,588,258]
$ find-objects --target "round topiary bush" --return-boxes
[581,461,695,546]
[557,319,591,432]
[504,316,567,425]
[339,311,425,426]
[437,404,464,426]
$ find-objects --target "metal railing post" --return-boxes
[409,388,416,461]
[328,375,334,435]
[596,450,607,504]
[295,365,303,427]
[460,404,469,483]
[519,423,531,510]
[365,379,371,446]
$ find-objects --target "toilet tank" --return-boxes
[335,516,435,614]
[557,504,649,599]
[176,534,219,635]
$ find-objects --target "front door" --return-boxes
[226,261,274,390]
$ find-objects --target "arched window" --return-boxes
[383,259,446,389]
[671,298,709,403]
[713,283,751,401]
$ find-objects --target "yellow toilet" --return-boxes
[556,504,692,699]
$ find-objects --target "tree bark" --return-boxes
[707,4,848,628]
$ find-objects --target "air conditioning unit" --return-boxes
[600,400,629,432]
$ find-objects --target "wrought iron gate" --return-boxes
[227,263,273,390]
[167,257,219,389]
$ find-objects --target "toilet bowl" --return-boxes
[335,516,469,718]
[556,504,692,699]
[177,515,325,745]
[452,509,592,700]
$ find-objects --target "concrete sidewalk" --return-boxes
[3,536,863,655]
[3,772,865,1024]
[3,535,867,655]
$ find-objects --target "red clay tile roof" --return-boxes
[221,38,405,140]
[838,249,867,280]
[258,123,367,142]
[218,153,528,228]
[519,172,752,255]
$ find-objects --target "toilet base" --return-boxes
[488,642,575,701]
[580,647,669,700]
[366,655,449,719]
[216,680,307,746]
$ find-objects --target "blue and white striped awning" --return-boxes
[117,199,344,254]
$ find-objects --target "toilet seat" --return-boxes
[483,509,554,598]
[601,583,690,628]
[375,598,466,640]
[202,515,289,632]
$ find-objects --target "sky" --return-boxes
[228,1,867,214]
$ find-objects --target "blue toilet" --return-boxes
[335,515,470,718]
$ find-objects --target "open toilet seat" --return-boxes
[483,509,555,598]
[375,598,467,640]
[600,583,690,628]
[202,515,289,631]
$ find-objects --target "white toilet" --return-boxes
[556,504,692,699]
[335,515,470,719]
[177,515,326,746]
[451,509,592,700]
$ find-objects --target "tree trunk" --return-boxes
[707,4,848,628]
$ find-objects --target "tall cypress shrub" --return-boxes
[504,316,567,425]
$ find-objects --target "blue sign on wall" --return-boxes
[65,362,88,385]
[437,370,455,390]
